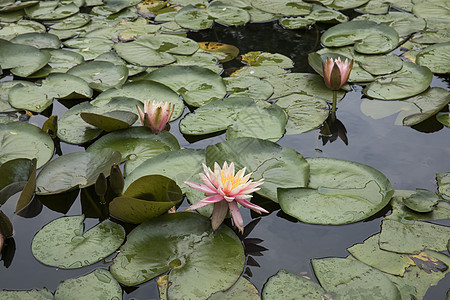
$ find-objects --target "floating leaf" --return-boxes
[80,110,138,132]
[278,158,393,224]
[251,0,311,16]
[146,65,226,107]
[328,0,369,9]
[209,277,259,300]
[321,20,399,54]
[231,65,289,78]
[362,62,433,100]
[411,17,450,44]
[38,49,85,74]
[0,158,36,205]
[110,212,245,300]
[379,219,450,254]
[10,32,61,49]
[437,112,450,127]
[0,19,45,40]
[197,41,239,63]
[207,2,250,26]
[0,40,50,77]
[49,13,91,30]
[35,148,121,195]
[0,122,54,169]
[109,175,183,223]
[25,1,79,20]
[224,76,273,100]
[279,16,315,29]
[174,5,213,31]
[0,288,53,299]
[437,172,450,201]
[241,51,293,68]
[416,42,450,74]
[32,215,125,268]
[403,188,440,213]
[180,97,287,142]
[206,137,309,202]
[172,52,222,74]
[262,269,325,299]
[63,37,114,60]
[87,127,180,176]
[54,269,122,299]
[412,0,450,19]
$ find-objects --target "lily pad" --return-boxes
[321,20,399,54]
[10,32,61,49]
[262,269,326,299]
[171,52,223,74]
[362,62,433,100]
[0,122,54,169]
[197,41,239,63]
[54,269,122,299]
[207,2,250,26]
[109,175,183,223]
[9,73,93,113]
[279,16,315,29]
[87,127,180,176]
[231,65,289,78]
[0,288,53,299]
[63,37,114,60]
[312,257,401,300]
[180,97,287,142]
[411,17,450,44]
[35,148,121,195]
[0,19,46,40]
[209,277,259,300]
[274,93,330,134]
[403,188,440,213]
[437,112,450,127]
[241,51,293,68]
[224,76,274,100]
[110,212,245,300]
[0,158,36,205]
[412,0,450,19]
[49,13,91,30]
[0,40,50,77]
[38,49,85,74]
[437,173,450,200]
[174,5,213,31]
[416,42,450,74]
[278,157,394,224]
[379,219,450,254]
[206,137,309,202]
[80,110,138,132]
[145,65,226,107]
[25,1,79,20]
[251,0,311,16]
[32,215,125,268]
[327,0,369,9]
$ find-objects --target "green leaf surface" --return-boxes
[403,188,440,213]
[208,277,259,300]
[0,288,53,300]
[412,0,450,19]
[35,148,121,195]
[416,42,450,74]
[80,110,138,132]
[0,19,45,40]
[25,1,79,20]
[224,76,274,101]
[49,13,91,30]
[63,37,114,60]
[278,157,393,224]
[32,215,125,268]
[251,0,311,16]
[437,173,450,200]
[10,32,61,49]
[0,40,50,76]
[437,112,450,127]
[206,137,309,202]
[172,52,223,74]
[328,0,369,9]
[110,212,245,300]
[207,2,250,26]
[174,5,213,31]
[0,158,35,205]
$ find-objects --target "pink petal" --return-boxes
[199,173,217,192]
[185,194,224,211]
[136,105,145,125]
[202,164,218,188]
[228,201,244,233]
[184,181,217,194]
[211,201,228,231]
[235,197,269,214]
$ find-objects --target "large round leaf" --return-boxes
[0,19,46,41]
[206,137,309,202]
[25,1,79,20]
[209,277,259,300]
[207,2,250,26]
[241,51,294,68]
[362,62,433,100]
[179,97,287,142]
[109,175,183,223]
[0,40,50,77]
[32,215,125,268]
[278,158,394,224]
[251,0,311,15]
[54,269,122,299]
[312,258,401,300]
[113,39,175,67]
[67,61,129,92]
[174,5,213,30]
[63,37,114,60]
[0,122,54,169]
[412,0,450,19]
[224,76,274,100]
[0,289,53,299]
[416,42,450,74]
[42,49,85,74]
[87,127,180,176]
[49,13,91,30]
[145,65,227,107]
[172,52,223,74]
[321,20,399,54]
[80,110,138,132]
[92,80,184,120]
[35,148,121,195]
[110,212,245,299]
[10,32,61,49]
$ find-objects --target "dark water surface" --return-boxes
[1,21,449,299]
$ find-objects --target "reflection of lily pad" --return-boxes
[32,215,125,268]
[110,212,244,300]
[180,97,287,142]
[206,137,309,202]
[279,158,393,224]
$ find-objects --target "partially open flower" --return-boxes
[322,57,353,91]
[185,162,267,233]
[136,101,174,134]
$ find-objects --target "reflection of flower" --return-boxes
[322,57,353,91]
[185,162,267,233]
[136,101,174,134]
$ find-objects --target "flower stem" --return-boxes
[331,90,337,115]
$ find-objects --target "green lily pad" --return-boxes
[92,80,184,120]
[180,97,287,142]
[241,51,294,68]
[49,13,91,30]
[274,93,330,134]
[206,137,309,202]
[87,127,180,176]
[174,5,213,31]
[379,219,450,254]
[0,19,45,40]
[0,158,36,205]
[146,65,226,107]
[279,16,315,29]
[0,122,54,169]
[35,148,121,195]
[0,40,50,77]
[80,110,138,132]
[32,215,125,268]
[251,0,311,16]
[10,32,61,49]
[231,65,289,78]
[403,188,440,213]
[362,62,433,100]
[437,112,450,127]
[328,0,369,9]
[312,257,401,300]
[437,173,450,200]
[356,0,389,14]
[25,1,79,20]
[54,269,122,299]
[262,269,326,300]
[224,76,274,100]
[109,175,183,223]
[110,212,245,300]
[0,0,39,12]
[0,80,34,104]
[321,20,399,54]
[93,0,141,15]
[9,73,93,113]
[347,234,413,276]
[207,2,250,26]
[209,277,259,300]
[94,51,147,76]
[172,52,223,74]
[38,49,85,74]
[278,157,394,224]
[411,17,450,44]
[197,41,239,63]
[15,158,36,213]
[0,288,53,299]
[63,37,114,60]
[416,42,450,74]
[412,0,450,19]
[67,61,128,92]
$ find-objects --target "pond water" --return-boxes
[1,6,450,300]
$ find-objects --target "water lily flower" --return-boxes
[136,100,174,134]
[322,57,353,91]
[185,162,267,233]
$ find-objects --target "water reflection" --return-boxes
[319,113,349,146]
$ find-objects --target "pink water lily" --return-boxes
[322,57,353,91]
[185,162,267,233]
[136,100,174,134]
